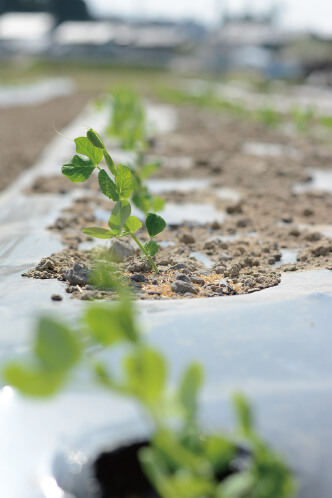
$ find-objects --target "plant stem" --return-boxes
[128,230,159,273]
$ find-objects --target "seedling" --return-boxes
[3,267,295,498]
[106,88,165,214]
[61,128,166,272]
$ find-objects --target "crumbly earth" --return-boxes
[0,91,95,192]
[22,104,332,300]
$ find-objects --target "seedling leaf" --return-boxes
[123,347,166,403]
[116,165,133,199]
[125,216,142,233]
[103,149,116,175]
[74,136,103,165]
[3,364,65,397]
[146,213,166,237]
[108,200,131,232]
[233,393,253,435]
[84,303,138,346]
[62,155,95,182]
[82,227,116,239]
[98,169,119,201]
[178,363,203,419]
[35,317,81,372]
[144,239,159,257]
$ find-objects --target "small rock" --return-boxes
[305,232,321,242]
[175,273,192,283]
[283,264,297,271]
[65,263,90,286]
[281,214,293,223]
[191,276,205,286]
[302,208,314,217]
[36,258,55,271]
[226,264,241,277]
[180,233,196,244]
[311,242,332,257]
[218,252,232,262]
[226,202,242,214]
[51,294,62,301]
[236,218,250,228]
[211,221,221,230]
[131,273,147,283]
[289,228,300,237]
[170,263,189,271]
[214,265,226,274]
[203,241,215,250]
[171,280,198,294]
[127,259,151,273]
[111,239,136,262]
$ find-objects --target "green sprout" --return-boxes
[61,128,166,273]
[106,88,165,214]
[2,268,295,498]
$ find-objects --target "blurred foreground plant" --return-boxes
[3,267,295,498]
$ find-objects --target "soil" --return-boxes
[21,104,332,300]
[0,91,95,191]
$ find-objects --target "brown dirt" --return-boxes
[0,90,95,191]
[22,104,332,300]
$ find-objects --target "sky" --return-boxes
[87,0,332,35]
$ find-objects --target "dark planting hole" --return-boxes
[94,440,251,498]
[94,440,157,498]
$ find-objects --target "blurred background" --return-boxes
[1,0,332,190]
[1,0,332,82]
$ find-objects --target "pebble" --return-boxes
[36,258,55,271]
[65,263,90,286]
[51,294,62,301]
[171,280,198,294]
[131,273,147,283]
[174,273,192,283]
[180,233,196,244]
[191,276,205,286]
[170,263,190,271]
[111,239,136,262]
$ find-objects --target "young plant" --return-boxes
[61,128,166,272]
[106,88,165,214]
[3,267,295,498]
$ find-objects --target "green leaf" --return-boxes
[178,363,203,419]
[82,227,116,239]
[152,196,165,213]
[146,213,166,237]
[166,471,215,498]
[123,347,166,403]
[74,136,103,165]
[116,165,133,199]
[204,435,236,474]
[108,200,131,233]
[125,216,142,233]
[153,429,209,475]
[103,149,116,175]
[3,363,65,397]
[61,155,95,182]
[216,472,254,498]
[35,317,81,372]
[84,302,139,346]
[139,447,175,498]
[144,239,159,257]
[98,170,119,201]
[233,393,253,435]
[140,161,161,179]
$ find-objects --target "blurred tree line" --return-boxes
[0,0,91,22]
